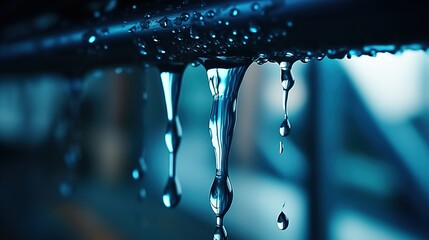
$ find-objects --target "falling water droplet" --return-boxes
[279,140,284,154]
[162,177,182,208]
[139,188,147,200]
[277,211,289,230]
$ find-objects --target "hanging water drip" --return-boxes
[59,78,83,198]
[206,64,250,240]
[160,71,184,208]
[278,61,295,139]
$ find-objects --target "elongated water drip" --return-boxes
[206,65,249,240]
[160,71,183,208]
[60,78,82,198]
[279,61,295,138]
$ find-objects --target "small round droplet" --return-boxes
[251,3,260,11]
[277,211,289,230]
[180,12,190,21]
[230,8,239,17]
[249,22,259,33]
[163,177,182,208]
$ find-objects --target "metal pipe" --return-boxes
[1,0,428,74]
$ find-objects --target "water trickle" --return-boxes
[160,71,184,208]
[277,211,289,230]
[207,65,249,239]
[279,61,295,138]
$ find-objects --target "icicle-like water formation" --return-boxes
[278,61,295,153]
[59,78,82,198]
[160,71,183,208]
[207,65,249,240]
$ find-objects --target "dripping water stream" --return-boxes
[206,65,249,240]
[278,61,296,153]
[160,71,183,208]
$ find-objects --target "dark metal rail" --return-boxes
[0,0,428,74]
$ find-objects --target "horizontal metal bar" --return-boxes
[0,0,428,74]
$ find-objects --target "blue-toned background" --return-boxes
[0,51,428,239]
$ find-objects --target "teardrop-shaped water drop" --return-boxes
[279,118,291,137]
[162,177,182,208]
[277,211,289,230]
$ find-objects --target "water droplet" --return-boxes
[132,4,137,10]
[207,10,215,18]
[180,12,190,21]
[287,21,294,27]
[174,17,182,25]
[88,35,97,43]
[158,16,172,28]
[101,28,109,36]
[249,22,260,33]
[162,177,182,208]
[277,211,289,230]
[190,25,201,39]
[140,20,150,29]
[279,140,284,154]
[251,3,260,11]
[230,8,239,17]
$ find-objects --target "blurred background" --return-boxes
[0,50,428,239]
